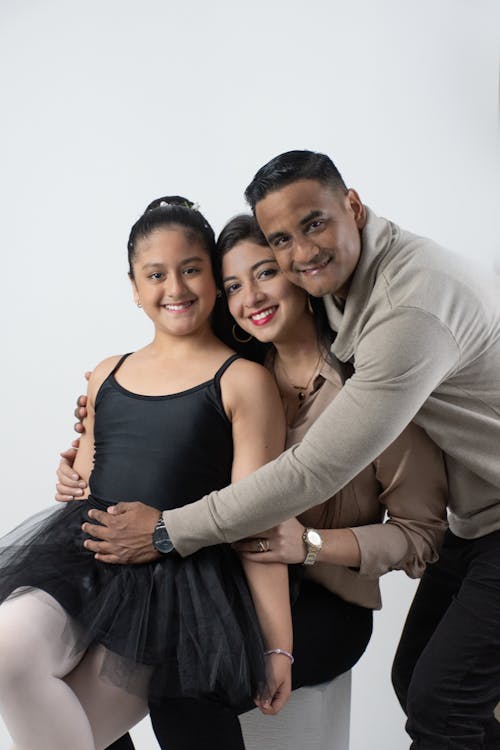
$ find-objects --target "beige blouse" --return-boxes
[287,358,448,610]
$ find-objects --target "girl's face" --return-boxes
[131,226,217,339]
[222,240,310,345]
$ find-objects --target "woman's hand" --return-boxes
[74,393,88,433]
[74,371,92,433]
[55,372,93,502]
[55,440,88,502]
[233,517,307,565]
[255,653,292,715]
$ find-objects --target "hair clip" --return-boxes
[156,199,199,210]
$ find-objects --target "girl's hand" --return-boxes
[233,517,307,565]
[255,653,292,715]
[55,440,87,502]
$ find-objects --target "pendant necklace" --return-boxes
[276,352,323,405]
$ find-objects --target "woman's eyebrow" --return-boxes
[222,259,277,283]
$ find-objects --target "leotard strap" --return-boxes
[110,352,133,377]
[213,354,242,386]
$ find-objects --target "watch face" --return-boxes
[153,525,174,554]
[307,530,322,547]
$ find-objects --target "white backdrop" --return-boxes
[1,1,499,748]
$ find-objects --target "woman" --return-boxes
[59,214,448,750]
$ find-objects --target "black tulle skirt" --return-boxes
[0,497,266,707]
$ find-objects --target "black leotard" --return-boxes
[90,352,236,509]
[0,352,265,707]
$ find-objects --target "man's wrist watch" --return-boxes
[152,515,175,555]
[302,528,323,566]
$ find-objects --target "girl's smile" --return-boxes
[132,227,217,339]
[162,300,196,313]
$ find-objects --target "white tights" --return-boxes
[0,589,148,750]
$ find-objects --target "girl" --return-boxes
[0,199,292,750]
[63,214,448,750]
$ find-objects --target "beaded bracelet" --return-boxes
[264,648,294,664]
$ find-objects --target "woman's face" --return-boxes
[221,240,310,345]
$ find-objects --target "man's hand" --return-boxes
[232,518,306,564]
[55,440,88,502]
[82,501,162,564]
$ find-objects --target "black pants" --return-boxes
[392,529,500,750]
[106,581,373,750]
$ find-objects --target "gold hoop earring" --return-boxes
[307,297,314,314]
[232,324,253,343]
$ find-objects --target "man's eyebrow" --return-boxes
[299,209,324,226]
[266,229,287,244]
[223,259,277,283]
[266,210,325,244]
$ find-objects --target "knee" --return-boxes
[391,654,409,712]
[403,668,442,741]
[0,610,36,698]
[0,644,32,700]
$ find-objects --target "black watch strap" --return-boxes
[152,516,175,555]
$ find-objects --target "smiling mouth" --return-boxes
[163,301,195,312]
[297,257,331,276]
[248,306,278,326]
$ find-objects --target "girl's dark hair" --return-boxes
[127,196,217,279]
[216,213,336,363]
[127,195,236,344]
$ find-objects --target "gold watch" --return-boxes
[302,528,323,566]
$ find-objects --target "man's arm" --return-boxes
[165,307,459,556]
[79,307,459,563]
[233,421,448,574]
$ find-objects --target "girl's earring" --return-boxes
[307,297,314,315]
[232,323,253,343]
[136,300,143,309]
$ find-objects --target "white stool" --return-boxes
[240,671,351,750]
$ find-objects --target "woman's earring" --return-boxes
[232,323,253,343]
[307,297,314,314]
[136,300,143,309]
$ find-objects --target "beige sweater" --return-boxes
[164,208,500,555]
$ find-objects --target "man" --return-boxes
[59,150,500,749]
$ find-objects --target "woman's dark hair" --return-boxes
[216,213,336,363]
[244,150,347,211]
[127,196,217,279]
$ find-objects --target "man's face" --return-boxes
[255,179,366,299]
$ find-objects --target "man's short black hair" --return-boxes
[244,150,347,211]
